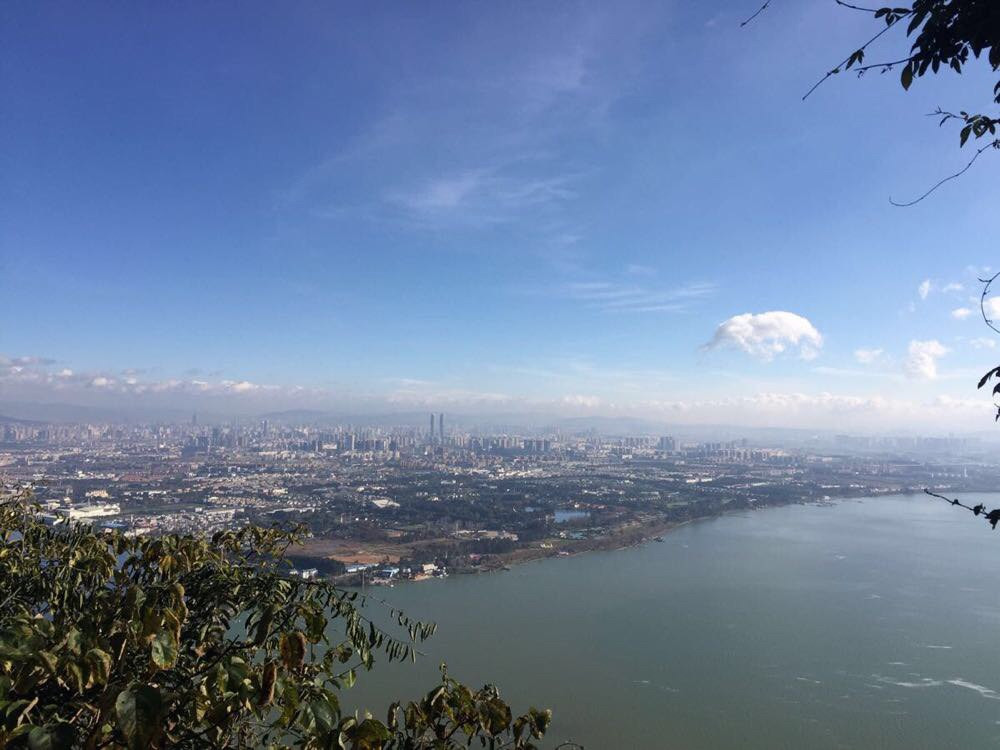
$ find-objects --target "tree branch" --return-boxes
[979,270,1000,335]
[924,489,1000,529]
[834,0,880,13]
[740,0,772,27]
[889,140,999,206]
[802,14,909,100]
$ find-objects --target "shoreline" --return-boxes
[469,486,989,575]
[330,514,700,587]
[335,503,800,586]
[327,486,969,587]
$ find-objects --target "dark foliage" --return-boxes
[0,487,551,749]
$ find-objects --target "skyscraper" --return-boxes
[438,413,444,442]
[429,413,435,442]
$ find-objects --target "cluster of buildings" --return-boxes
[4,413,1000,582]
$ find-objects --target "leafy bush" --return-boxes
[0,487,550,749]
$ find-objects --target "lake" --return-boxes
[554,509,591,523]
[345,494,1000,748]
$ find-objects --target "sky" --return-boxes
[2,1,999,430]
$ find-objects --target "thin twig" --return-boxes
[835,0,880,12]
[890,140,998,206]
[924,489,981,514]
[924,489,1000,528]
[740,0,771,27]
[803,15,908,100]
[979,270,1000,335]
[847,56,915,75]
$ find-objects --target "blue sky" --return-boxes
[2,1,999,428]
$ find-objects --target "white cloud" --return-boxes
[854,348,883,364]
[918,279,932,300]
[812,365,893,378]
[637,391,994,429]
[703,311,823,361]
[942,282,965,293]
[905,339,949,380]
[968,337,997,350]
[0,355,56,367]
[0,355,287,399]
[561,394,602,408]
[225,380,261,393]
[951,307,972,320]
[984,297,1000,319]
[7,350,1000,430]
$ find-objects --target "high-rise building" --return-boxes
[429,413,435,442]
[438,413,444,442]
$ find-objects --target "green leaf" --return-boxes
[150,628,178,670]
[86,648,113,686]
[64,629,82,656]
[35,651,58,677]
[65,662,85,694]
[115,684,164,750]
[28,724,75,750]
[900,63,913,90]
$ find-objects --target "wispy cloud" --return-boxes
[273,7,641,252]
[812,365,895,379]
[0,355,297,400]
[905,339,949,380]
[391,171,486,212]
[0,355,57,367]
[963,336,997,350]
[854,347,884,364]
[386,167,579,227]
[624,263,657,277]
[7,352,999,430]
[558,279,716,314]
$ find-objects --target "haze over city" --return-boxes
[3,1,999,430]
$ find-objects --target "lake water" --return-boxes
[345,494,1000,748]
[554,509,591,523]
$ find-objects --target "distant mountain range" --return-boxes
[0,401,226,425]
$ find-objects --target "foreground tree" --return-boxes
[0,487,550,749]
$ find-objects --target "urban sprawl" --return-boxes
[2,413,995,584]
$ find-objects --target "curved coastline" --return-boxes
[334,485,961,586]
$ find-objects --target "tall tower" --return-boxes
[438,413,444,442]
[429,413,435,442]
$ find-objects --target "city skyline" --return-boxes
[3,1,999,430]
